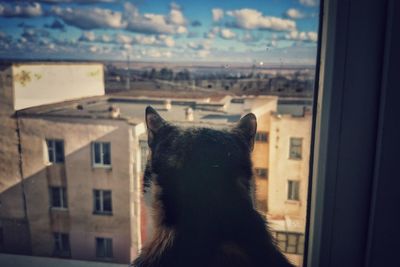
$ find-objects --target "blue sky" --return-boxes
[0,0,320,64]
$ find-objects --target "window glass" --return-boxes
[102,143,111,165]
[289,137,303,159]
[93,143,101,164]
[0,0,320,266]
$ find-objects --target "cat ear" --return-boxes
[234,113,257,151]
[145,106,166,146]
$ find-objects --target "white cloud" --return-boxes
[79,31,96,42]
[300,0,319,7]
[168,8,186,26]
[226,8,296,31]
[197,50,210,58]
[212,8,224,22]
[157,35,175,47]
[285,8,306,19]
[204,27,236,40]
[0,2,43,17]
[52,6,126,30]
[116,33,132,44]
[285,30,318,42]
[220,28,236,39]
[143,49,172,58]
[187,40,212,50]
[123,3,187,35]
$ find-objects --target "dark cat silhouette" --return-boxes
[132,106,294,267]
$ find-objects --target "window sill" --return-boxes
[285,200,301,205]
[45,162,65,166]
[50,207,68,212]
[93,211,113,216]
[92,165,112,170]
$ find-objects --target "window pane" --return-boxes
[105,239,113,258]
[93,143,101,164]
[96,238,105,257]
[47,140,54,163]
[62,188,67,208]
[61,234,70,253]
[103,191,112,212]
[51,188,61,207]
[55,141,64,163]
[102,143,111,165]
[94,190,101,212]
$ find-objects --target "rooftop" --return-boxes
[18,95,279,127]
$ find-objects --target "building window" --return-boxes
[96,237,113,258]
[92,142,111,167]
[93,190,112,215]
[49,187,68,209]
[46,139,65,163]
[289,137,302,159]
[254,168,268,179]
[287,180,300,201]
[53,232,70,257]
[273,231,304,255]
[255,132,269,142]
[140,140,149,173]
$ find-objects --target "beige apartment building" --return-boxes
[0,62,311,266]
[267,110,313,267]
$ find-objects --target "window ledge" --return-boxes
[92,165,112,170]
[93,211,113,216]
[285,200,301,205]
[50,207,68,212]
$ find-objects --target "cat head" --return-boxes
[144,106,257,225]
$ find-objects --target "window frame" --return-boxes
[93,189,113,215]
[255,131,269,143]
[254,168,268,179]
[45,139,65,164]
[289,137,303,160]
[53,232,71,257]
[304,0,393,267]
[287,180,300,201]
[95,237,113,259]
[49,186,68,210]
[91,142,112,168]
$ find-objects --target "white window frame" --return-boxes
[93,190,112,215]
[91,142,111,168]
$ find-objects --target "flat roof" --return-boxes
[18,95,276,126]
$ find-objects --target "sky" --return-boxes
[0,0,320,64]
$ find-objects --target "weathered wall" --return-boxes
[268,113,312,219]
[17,117,138,263]
[13,63,104,110]
[0,64,31,254]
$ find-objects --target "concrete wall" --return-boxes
[268,113,312,219]
[12,63,104,110]
[15,117,140,264]
[250,97,277,214]
[0,64,31,254]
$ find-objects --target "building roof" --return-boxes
[18,95,278,127]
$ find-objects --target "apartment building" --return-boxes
[267,110,313,267]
